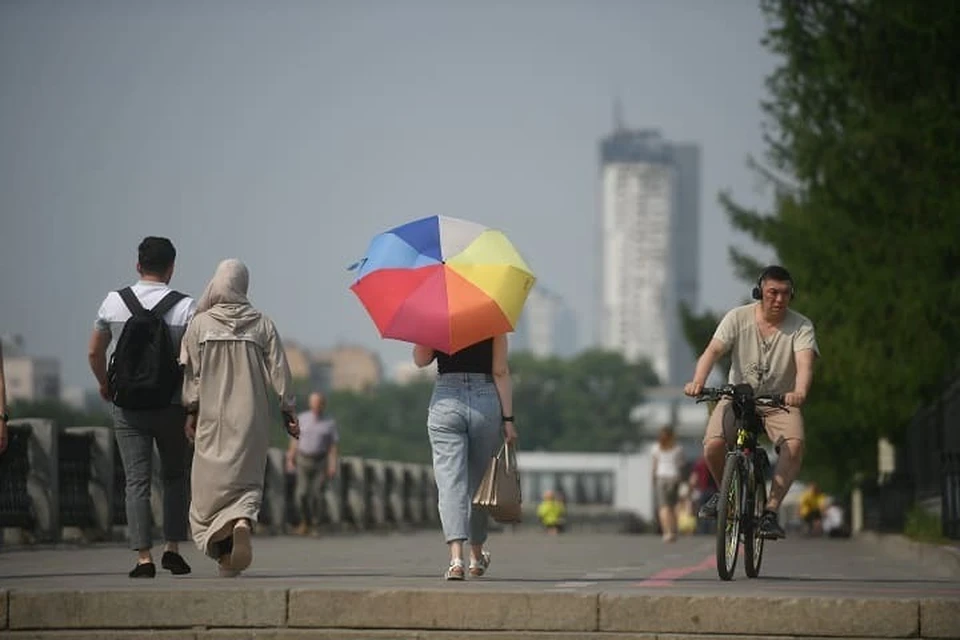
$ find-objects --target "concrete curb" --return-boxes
[288,589,597,630]
[1,588,958,638]
[8,589,288,629]
[857,532,960,578]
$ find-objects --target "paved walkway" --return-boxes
[2,530,958,598]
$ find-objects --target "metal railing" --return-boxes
[0,416,631,544]
[0,417,441,543]
[862,365,960,539]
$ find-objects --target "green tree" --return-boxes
[288,349,659,460]
[8,398,113,429]
[678,302,731,382]
[717,0,960,487]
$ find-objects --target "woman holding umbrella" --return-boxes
[349,215,534,580]
[413,334,517,580]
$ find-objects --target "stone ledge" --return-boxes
[2,588,948,638]
[8,589,287,630]
[3,633,196,640]
[202,631,655,640]
[0,631,942,640]
[920,598,960,639]
[287,589,599,631]
[599,594,920,637]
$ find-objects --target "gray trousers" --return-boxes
[113,404,190,550]
[427,373,502,544]
[295,451,329,526]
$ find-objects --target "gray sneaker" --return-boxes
[698,493,719,519]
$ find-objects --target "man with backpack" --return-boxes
[88,237,197,578]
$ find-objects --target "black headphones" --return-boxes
[752,266,795,300]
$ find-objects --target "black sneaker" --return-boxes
[759,510,786,539]
[129,562,156,578]
[161,551,192,575]
[698,493,719,519]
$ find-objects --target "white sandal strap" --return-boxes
[469,552,490,568]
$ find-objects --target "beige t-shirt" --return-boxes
[713,303,819,396]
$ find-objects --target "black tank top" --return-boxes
[436,338,494,375]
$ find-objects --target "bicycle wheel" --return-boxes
[715,453,742,581]
[744,475,766,578]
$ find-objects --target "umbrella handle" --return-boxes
[346,257,368,271]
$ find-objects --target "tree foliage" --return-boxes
[8,399,113,429]
[678,301,731,381]
[283,349,659,461]
[708,0,960,487]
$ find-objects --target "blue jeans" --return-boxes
[427,373,502,544]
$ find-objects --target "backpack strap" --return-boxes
[151,290,187,318]
[117,287,148,317]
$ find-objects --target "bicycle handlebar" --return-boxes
[695,385,787,409]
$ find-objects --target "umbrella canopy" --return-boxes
[349,215,536,354]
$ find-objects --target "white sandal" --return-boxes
[444,558,465,580]
[469,551,491,577]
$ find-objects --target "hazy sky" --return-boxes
[0,0,778,389]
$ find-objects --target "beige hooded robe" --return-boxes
[180,259,295,558]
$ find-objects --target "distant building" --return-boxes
[285,341,382,393]
[391,360,436,385]
[1,335,61,403]
[284,342,333,394]
[319,345,382,392]
[598,109,700,385]
[512,285,578,358]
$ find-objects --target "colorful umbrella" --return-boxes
[348,215,536,354]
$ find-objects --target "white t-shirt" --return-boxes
[94,280,196,404]
[94,280,196,341]
[652,443,684,480]
[823,505,844,533]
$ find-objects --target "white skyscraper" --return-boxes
[598,120,700,385]
[513,285,578,358]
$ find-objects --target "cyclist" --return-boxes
[683,265,819,539]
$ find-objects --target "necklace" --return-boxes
[754,324,778,388]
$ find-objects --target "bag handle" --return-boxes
[495,440,518,474]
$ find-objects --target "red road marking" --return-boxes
[635,554,717,587]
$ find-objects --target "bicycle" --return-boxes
[694,383,788,581]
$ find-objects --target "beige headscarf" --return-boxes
[196,259,250,313]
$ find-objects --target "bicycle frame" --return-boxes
[697,384,785,580]
[729,390,771,496]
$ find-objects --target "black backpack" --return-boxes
[107,287,187,410]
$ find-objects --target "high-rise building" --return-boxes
[598,112,700,385]
[512,285,578,358]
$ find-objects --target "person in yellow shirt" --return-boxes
[676,483,697,535]
[798,482,827,536]
[537,490,566,535]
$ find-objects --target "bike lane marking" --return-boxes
[634,554,716,587]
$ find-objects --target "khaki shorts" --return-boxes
[703,398,804,447]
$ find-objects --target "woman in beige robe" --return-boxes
[180,259,299,576]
